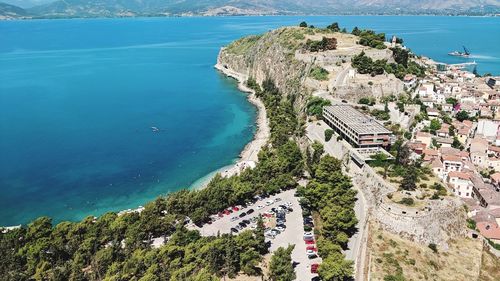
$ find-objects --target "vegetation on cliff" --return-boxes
[352,49,426,79]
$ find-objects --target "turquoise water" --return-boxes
[1,16,499,226]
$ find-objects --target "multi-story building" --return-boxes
[323,105,392,148]
[447,171,473,198]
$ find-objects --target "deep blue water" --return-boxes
[1,16,499,226]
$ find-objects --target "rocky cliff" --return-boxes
[217,28,313,110]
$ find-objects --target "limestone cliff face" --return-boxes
[217,27,406,109]
[217,28,313,110]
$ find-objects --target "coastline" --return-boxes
[189,57,270,189]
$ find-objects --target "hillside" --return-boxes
[0,2,28,18]
[15,0,500,18]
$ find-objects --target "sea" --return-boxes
[1,16,499,226]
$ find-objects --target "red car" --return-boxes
[311,263,319,274]
[232,206,239,211]
[305,239,315,244]
[223,210,231,215]
[306,246,317,252]
[263,213,273,218]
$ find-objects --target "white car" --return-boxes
[306,249,315,255]
[257,205,264,210]
[230,217,239,222]
[265,200,274,206]
[276,226,285,232]
[250,224,257,229]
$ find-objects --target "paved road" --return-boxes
[332,67,351,88]
[306,121,369,280]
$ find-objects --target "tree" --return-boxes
[370,152,390,178]
[448,125,456,136]
[325,129,334,142]
[352,26,361,36]
[446,97,458,107]
[429,119,441,133]
[299,21,308,28]
[456,110,470,122]
[400,165,417,191]
[452,136,464,150]
[318,252,354,281]
[306,97,331,118]
[326,22,340,32]
[269,246,296,281]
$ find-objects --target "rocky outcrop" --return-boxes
[217,28,313,109]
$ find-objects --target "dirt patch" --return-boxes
[369,222,482,281]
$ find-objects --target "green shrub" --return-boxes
[325,129,334,141]
[309,66,330,81]
[398,197,414,206]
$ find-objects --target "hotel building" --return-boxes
[323,105,392,148]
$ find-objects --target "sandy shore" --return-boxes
[189,62,270,189]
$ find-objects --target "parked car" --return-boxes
[311,264,319,274]
[239,222,247,227]
[305,240,315,245]
[223,210,231,215]
[232,206,239,211]
[276,226,285,232]
[218,212,224,217]
[247,208,254,214]
[306,246,317,252]
[242,219,251,224]
[257,205,264,210]
[307,252,318,259]
[230,227,239,233]
[239,212,247,218]
[235,225,243,230]
[230,216,239,222]
[275,198,282,202]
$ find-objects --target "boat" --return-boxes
[448,46,470,57]
[151,126,160,132]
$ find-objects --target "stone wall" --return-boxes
[352,164,467,247]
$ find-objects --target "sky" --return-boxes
[4,0,54,8]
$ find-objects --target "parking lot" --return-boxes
[191,189,321,280]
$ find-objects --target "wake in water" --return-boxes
[468,54,500,60]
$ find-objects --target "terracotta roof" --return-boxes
[423,149,439,156]
[463,120,473,127]
[489,208,500,218]
[416,131,432,138]
[489,145,500,153]
[431,159,443,168]
[491,172,500,183]
[440,147,460,155]
[477,222,500,240]
[448,171,471,180]
[442,155,462,162]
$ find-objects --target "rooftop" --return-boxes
[323,105,391,135]
[477,222,500,240]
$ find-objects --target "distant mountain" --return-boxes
[14,0,500,18]
[3,0,53,9]
[0,2,28,18]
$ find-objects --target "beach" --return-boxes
[191,59,271,189]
